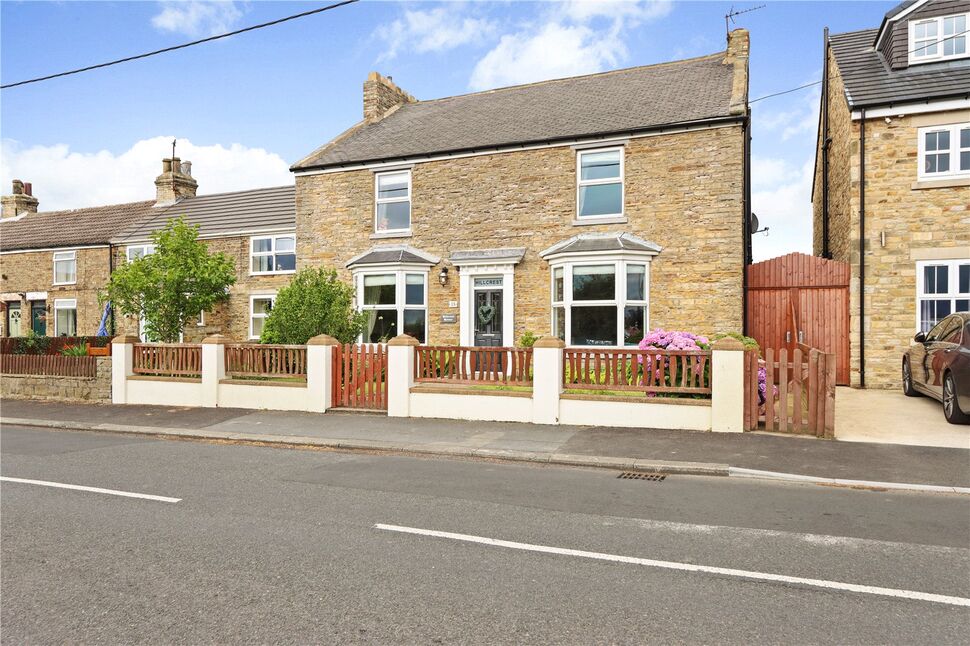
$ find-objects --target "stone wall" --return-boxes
[0,247,112,337]
[1,356,111,402]
[296,124,746,343]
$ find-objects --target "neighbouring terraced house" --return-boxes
[291,29,751,348]
[0,161,295,342]
[813,0,970,388]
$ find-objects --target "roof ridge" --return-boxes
[411,51,727,105]
[10,198,155,219]
[185,184,295,200]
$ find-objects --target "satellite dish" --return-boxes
[750,212,760,233]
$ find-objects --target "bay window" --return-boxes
[53,250,77,285]
[917,259,970,332]
[357,270,427,343]
[577,147,624,219]
[251,234,296,274]
[375,171,411,233]
[53,299,77,337]
[918,123,970,180]
[551,261,649,346]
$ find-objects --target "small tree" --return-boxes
[260,268,366,344]
[102,217,236,342]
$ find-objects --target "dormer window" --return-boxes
[909,13,968,64]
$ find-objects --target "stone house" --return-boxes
[813,0,970,388]
[0,161,295,342]
[291,29,751,348]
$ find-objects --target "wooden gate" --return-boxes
[743,347,836,438]
[746,252,850,385]
[331,343,387,411]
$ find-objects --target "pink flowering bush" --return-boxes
[633,329,711,396]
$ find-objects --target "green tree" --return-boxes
[260,268,366,344]
[102,217,236,342]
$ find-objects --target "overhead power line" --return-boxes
[750,27,970,104]
[0,0,359,90]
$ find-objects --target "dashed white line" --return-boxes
[375,523,970,608]
[1,476,181,503]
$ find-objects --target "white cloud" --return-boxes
[375,4,496,61]
[755,83,820,142]
[151,1,247,38]
[0,136,292,212]
[751,158,815,262]
[469,0,672,90]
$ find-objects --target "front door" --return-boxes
[473,289,503,347]
[30,301,46,336]
[6,303,22,337]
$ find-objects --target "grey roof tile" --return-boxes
[0,200,155,252]
[540,232,661,258]
[346,244,440,268]
[293,52,739,171]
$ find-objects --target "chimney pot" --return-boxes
[162,159,173,173]
[23,182,32,196]
[180,161,192,177]
[11,179,24,195]
[2,179,39,219]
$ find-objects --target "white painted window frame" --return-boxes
[249,234,297,276]
[374,170,412,235]
[909,13,969,64]
[52,250,77,286]
[125,244,155,262]
[917,123,970,180]
[548,254,651,348]
[53,298,77,337]
[353,266,429,343]
[249,294,277,340]
[916,258,970,332]
[576,146,625,220]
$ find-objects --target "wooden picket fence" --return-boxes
[743,347,836,438]
[331,343,387,410]
[225,344,307,379]
[563,348,712,396]
[0,354,97,378]
[132,343,202,377]
[414,346,533,386]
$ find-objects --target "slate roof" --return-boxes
[540,233,661,259]
[830,28,970,108]
[293,52,740,171]
[0,200,155,252]
[346,245,441,268]
[114,185,295,243]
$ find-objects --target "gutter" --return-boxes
[858,108,866,388]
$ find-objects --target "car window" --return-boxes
[925,316,953,342]
[963,322,970,349]
[939,319,962,344]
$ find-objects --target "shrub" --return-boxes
[260,268,367,345]
[711,331,760,353]
[518,330,538,347]
[60,343,89,357]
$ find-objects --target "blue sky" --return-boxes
[1,0,897,260]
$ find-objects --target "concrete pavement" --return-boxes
[2,399,969,488]
[2,425,968,644]
[835,386,970,449]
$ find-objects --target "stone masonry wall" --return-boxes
[296,125,746,344]
[1,356,111,402]
[0,247,112,337]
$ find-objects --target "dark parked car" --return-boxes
[902,312,970,424]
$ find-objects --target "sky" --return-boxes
[0,0,898,261]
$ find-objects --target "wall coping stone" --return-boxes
[112,335,141,345]
[712,337,745,351]
[388,334,420,346]
[533,336,566,349]
[307,334,340,346]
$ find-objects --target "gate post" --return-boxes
[201,335,226,408]
[387,334,418,417]
[111,335,139,404]
[531,336,564,425]
[307,334,339,413]
[711,337,745,433]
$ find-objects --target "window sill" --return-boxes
[370,231,412,240]
[912,177,970,190]
[571,216,628,227]
[249,271,296,277]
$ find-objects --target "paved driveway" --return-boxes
[836,387,970,449]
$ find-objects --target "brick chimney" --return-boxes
[1,179,39,219]
[363,72,416,123]
[724,28,750,115]
[154,157,198,206]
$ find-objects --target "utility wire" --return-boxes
[750,27,970,104]
[1,0,359,90]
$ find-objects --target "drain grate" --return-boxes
[617,472,666,481]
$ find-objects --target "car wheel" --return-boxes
[943,372,970,425]
[902,359,919,397]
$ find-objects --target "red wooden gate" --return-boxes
[746,253,849,385]
[331,343,387,410]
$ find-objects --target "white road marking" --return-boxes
[375,523,970,608]
[1,476,181,503]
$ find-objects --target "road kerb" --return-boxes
[728,467,970,495]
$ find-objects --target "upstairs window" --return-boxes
[577,148,624,219]
[251,234,296,274]
[53,250,77,285]
[126,244,155,261]
[375,171,411,234]
[910,14,968,64]
[918,123,970,180]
